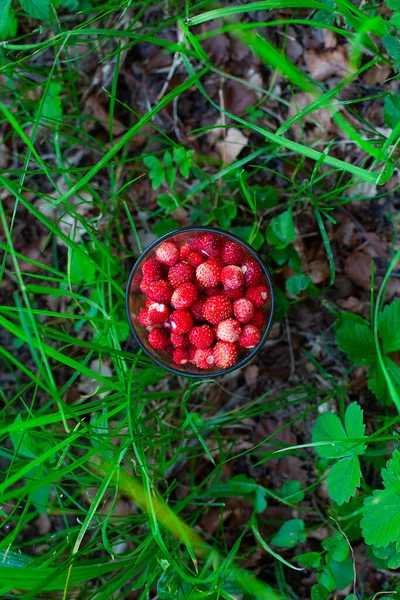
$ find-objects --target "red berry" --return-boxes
[170,310,193,334]
[213,341,238,369]
[197,233,222,258]
[189,325,214,349]
[202,295,232,325]
[168,262,194,287]
[205,285,223,297]
[170,331,189,348]
[196,260,222,287]
[140,277,152,295]
[239,324,261,349]
[173,349,190,366]
[216,318,242,343]
[138,308,152,327]
[189,236,201,251]
[188,344,197,361]
[147,302,170,324]
[220,265,245,290]
[246,285,269,308]
[250,310,265,329]
[190,296,205,321]
[147,280,173,304]
[233,298,254,324]
[171,282,198,310]
[180,243,191,261]
[155,241,180,266]
[193,348,215,369]
[224,287,245,301]
[222,240,244,266]
[142,257,162,281]
[148,328,170,350]
[188,251,205,267]
[242,258,263,286]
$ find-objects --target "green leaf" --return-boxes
[152,218,179,237]
[361,449,400,547]
[61,0,79,9]
[344,402,366,451]
[311,584,330,600]
[382,35,400,62]
[335,321,376,366]
[391,11,400,28]
[296,552,322,568]
[285,274,311,296]
[143,155,163,170]
[163,151,173,168]
[386,0,400,9]
[164,166,176,187]
[203,475,268,514]
[40,82,62,123]
[316,568,335,593]
[379,299,400,353]
[373,543,400,569]
[367,356,400,405]
[230,226,264,250]
[271,519,306,548]
[328,556,354,591]
[0,5,17,40]
[277,480,304,503]
[69,248,96,285]
[327,455,361,506]
[19,0,51,19]
[312,412,348,459]
[157,194,177,210]
[266,208,296,249]
[384,95,400,129]
[173,147,194,178]
[322,535,349,562]
[157,566,180,599]
[273,287,289,322]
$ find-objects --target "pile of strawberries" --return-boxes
[135,232,269,371]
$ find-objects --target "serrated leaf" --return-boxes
[386,0,400,9]
[327,455,361,505]
[40,82,62,123]
[285,274,311,296]
[19,0,50,19]
[0,4,17,40]
[344,402,367,454]
[361,449,400,547]
[335,321,376,366]
[152,218,179,237]
[157,194,177,210]
[271,519,306,548]
[143,155,163,170]
[312,413,349,459]
[69,249,96,285]
[383,35,400,62]
[368,356,400,405]
[322,535,349,562]
[379,299,400,353]
[266,208,296,249]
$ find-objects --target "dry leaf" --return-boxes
[286,27,303,63]
[215,128,248,164]
[84,96,125,136]
[363,63,391,86]
[307,258,331,285]
[304,47,348,81]
[224,79,258,115]
[344,250,374,290]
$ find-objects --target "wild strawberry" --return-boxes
[190,296,205,321]
[155,241,180,266]
[147,303,170,324]
[202,295,232,325]
[140,277,152,295]
[189,235,201,252]
[164,344,174,355]
[188,251,205,267]
[193,348,215,369]
[173,349,190,366]
[147,280,173,304]
[170,310,193,334]
[168,262,194,287]
[142,257,162,281]
[239,324,261,349]
[188,344,197,362]
[170,331,189,348]
[197,233,222,258]
[171,282,198,309]
[180,243,191,261]
[220,265,245,290]
[138,308,152,327]
[224,287,245,301]
[213,341,238,369]
[242,258,263,286]
[250,310,265,329]
[216,318,242,343]
[148,328,170,350]
[196,260,221,287]
[233,298,254,324]
[205,285,223,297]
[246,285,269,308]
[222,240,244,266]
[189,325,214,349]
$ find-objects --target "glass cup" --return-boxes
[126,227,275,378]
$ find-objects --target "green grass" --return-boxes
[1,0,400,598]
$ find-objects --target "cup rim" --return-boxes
[126,226,275,378]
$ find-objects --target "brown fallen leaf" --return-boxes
[215,128,248,164]
[224,79,258,116]
[344,250,374,291]
[84,95,125,136]
[363,63,391,86]
[304,47,348,81]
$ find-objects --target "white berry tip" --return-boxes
[206,356,214,365]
